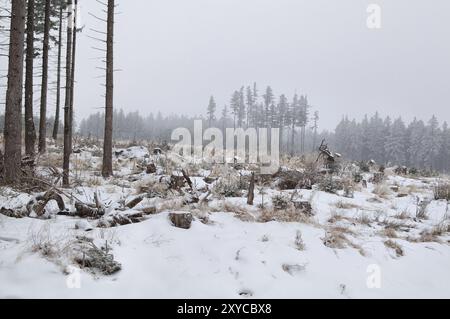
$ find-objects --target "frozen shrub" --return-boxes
[342,178,355,198]
[353,172,363,183]
[73,237,122,275]
[415,198,430,220]
[318,176,344,194]
[358,161,370,173]
[272,194,290,210]
[371,172,384,184]
[212,177,242,198]
[434,183,450,201]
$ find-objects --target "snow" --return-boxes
[0,211,449,299]
[0,146,449,299]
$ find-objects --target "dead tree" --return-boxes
[102,0,115,178]
[63,1,74,186]
[3,0,26,184]
[24,0,36,157]
[38,0,51,153]
[52,1,64,141]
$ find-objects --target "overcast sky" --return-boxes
[72,0,450,130]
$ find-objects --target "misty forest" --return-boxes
[0,0,449,299]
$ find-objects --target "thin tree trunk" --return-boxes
[68,0,78,152]
[3,0,26,184]
[52,2,64,140]
[247,172,255,205]
[25,0,36,156]
[102,0,114,178]
[38,0,51,153]
[291,124,295,156]
[63,1,74,187]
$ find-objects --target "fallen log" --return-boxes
[27,190,66,217]
[0,207,27,219]
[181,169,193,190]
[126,196,144,209]
[74,202,105,218]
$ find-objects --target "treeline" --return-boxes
[334,113,450,172]
[78,108,450,172]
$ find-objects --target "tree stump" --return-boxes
[146,163,157,174]
[169,212,193,229]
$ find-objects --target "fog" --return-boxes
[60,0,450,129]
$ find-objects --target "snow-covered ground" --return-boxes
[0,144,449,299]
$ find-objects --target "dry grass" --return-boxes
[357,213,373,225]
[372,183,393,199]
[156,198,185,213]
[258,206,312,224]
[86,177,103,187]
[395,210,411,220]
[322,226,365,255]
[407,223,448,243]
[328,211,346,223]
[381,227,398,238]
[384,240,404,257]
[380,218,415,231]
[219,202,256,222]
[334,201,360,210]
[134,180,168,198]
[323,230,348,249]
[295,230,306,251]
[426,222,450,238]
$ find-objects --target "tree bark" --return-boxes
[52,1,64,141]
[3,0,26,184]
[38,0,51,153]
[25,0,36,157]
[68,0,78,152]
[102,0,115,178]
[247,172,255,205]
[63,1,74,187]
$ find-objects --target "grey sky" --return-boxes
[74,0,450,130]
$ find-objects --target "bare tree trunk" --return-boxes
[24,0,36,157]
[3,0,26,184]
[102,0,114,178]
[52,2,64,141]
[38,0,51,153]
[301,126,306,154]
[63,1,74,187]
[291,124,295,156]
[247,172,255,205]
[68,0,77,152]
